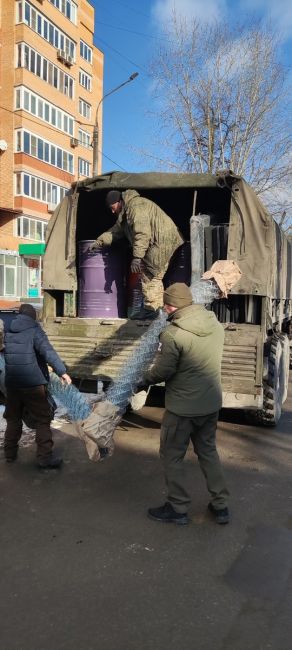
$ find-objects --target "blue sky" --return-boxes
[92,0,292,175]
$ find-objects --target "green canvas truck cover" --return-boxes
[43,171,292,300]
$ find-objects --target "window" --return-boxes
[43,59,47,81]
[15,173,68,206]
[16,173,22,195]
[44,143,49,162]
[24,90,29,110]
[49,0,77,24]
[78,158,90,177]
[80,40,92,64]
[36,221,43,240]
[29,220,36,240]
[31,94,36,115]
[79,69,92,92]
[17,216,47,242]
[0,255,18,298]
[16,131,22,152]
[45,103,50,122]
[15,88,21,109]
[78,129,91,149]
[24,175,30,196]
[31,135,37,156]
[17,1,76,60]
[17,43,74,98]
[23,131,30,152]
[23,218,29,237]
[38,99,43,119]
[36,54,41,77]
[79,98,91,120]
[16,129,74,174]
[5,268,16,296]
[30,49,35,74]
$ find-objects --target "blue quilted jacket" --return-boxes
[4,314,66,389]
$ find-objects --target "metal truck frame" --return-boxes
[42,171,292,426]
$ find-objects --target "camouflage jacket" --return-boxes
[98,189,184,276]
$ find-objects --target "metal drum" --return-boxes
[78,240,126,318]
[163,242,191,288]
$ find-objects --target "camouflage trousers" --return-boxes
[141,264,168,311]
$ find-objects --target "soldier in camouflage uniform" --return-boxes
[90,190,184,318]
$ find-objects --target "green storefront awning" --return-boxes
[18,243,46,255]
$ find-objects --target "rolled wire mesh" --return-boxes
[191,280,220,304]
[49,373,92,421]
[48,311,168,421]
[106,310,168,413]
[190,214,220,304]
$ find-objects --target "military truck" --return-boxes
[42,170,292,426]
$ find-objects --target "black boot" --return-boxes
[208,502,230,524]
[38,454,63,469]
[148,502,189,525]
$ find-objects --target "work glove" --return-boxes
[131,258,143,274]
[88,239,103,252]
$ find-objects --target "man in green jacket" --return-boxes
[143,282,230,525]
[90,190,184,318]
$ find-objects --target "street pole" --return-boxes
[92,72,139,177]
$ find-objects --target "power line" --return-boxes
[95,19,161,42]
[0,104,128,174]
[1,104,92,138]
[101,151,127,171]
[97,37,148,76]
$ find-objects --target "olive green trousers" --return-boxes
[141,264,169,311]
[159,410,229,513]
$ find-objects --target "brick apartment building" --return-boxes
[0,0,103,303]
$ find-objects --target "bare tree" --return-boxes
[148,13,292,230]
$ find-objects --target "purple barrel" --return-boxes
[163,242,191,288]
[78,241,126,318]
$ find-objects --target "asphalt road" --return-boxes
[0,377,292,650]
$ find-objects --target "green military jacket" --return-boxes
[145,304,225,416]
[98,189,184,276]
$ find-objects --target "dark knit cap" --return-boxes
[163,283,193,308]
[19,303,37,320]
[105,190,122,208]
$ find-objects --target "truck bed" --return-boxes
[45,318,264,409]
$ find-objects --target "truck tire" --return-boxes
[246,333,290,427]
[278,333,290,403]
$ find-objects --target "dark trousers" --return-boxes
[4,386,54,462]
[160,410,229,513]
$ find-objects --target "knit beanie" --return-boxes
[105,190,122,208]
[19,303,37,320]
[163,283,193,308]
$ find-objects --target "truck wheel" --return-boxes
[245,334,290,427]
[278,333,290,403]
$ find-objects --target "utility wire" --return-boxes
[0,105,128,174]
[95,20,164,42]
[1,104,92,138]
[101,150,127,171]
[96,36,149,76]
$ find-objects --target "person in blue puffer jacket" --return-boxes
[3,303,71,468]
